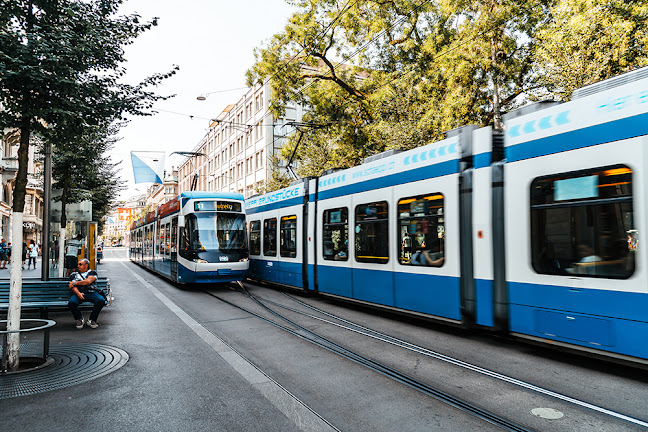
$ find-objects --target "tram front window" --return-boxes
[183,213,248,262]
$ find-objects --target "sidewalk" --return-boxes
[1,253,311,432]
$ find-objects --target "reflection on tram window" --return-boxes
[185,213,247,252]
[280,215,298,258]
[355,201,389,264]
[249,220,261,255]
[530,165,635,279]
[323,208,348,261]
[264,218,277,256]
[398,193,445,267]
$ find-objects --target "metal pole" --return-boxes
[41,141,52,281]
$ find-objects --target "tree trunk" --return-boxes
[7,124,30,371]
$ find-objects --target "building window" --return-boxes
[531,165,635,278]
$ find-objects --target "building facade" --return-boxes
[104,169,178,246]
[177,82,305,198]
[0,129,44,244]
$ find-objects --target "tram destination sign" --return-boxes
[194,201,242,212]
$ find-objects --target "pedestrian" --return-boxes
[65,234,84,277]
[27,239,38,270]
[21,241,27,270]
[0,238,8,269]
[51,239,59,267]
[68,258,105,329]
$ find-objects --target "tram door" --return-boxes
[170,217,178,281]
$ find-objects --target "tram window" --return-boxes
[159,224,166,255]
[398,194,445,267]
[171,219,177,255]
[280,215,298,258]
[165,223,170,255]
[249,220,261,255]
[263,218,277,256]
[530,165,635,279]
[323,208,348,261]
[355,201,389,264]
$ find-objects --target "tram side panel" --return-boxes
[350,187,397,306]
[504,90,648,360]
[276,204,305,288]
[471,127,496,328]
[314,136,464,321]
[317,193,354,298]
[306,178,318,292]
[392,174,462,321]
[247,184,307,288]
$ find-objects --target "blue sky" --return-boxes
[113,0,296,199]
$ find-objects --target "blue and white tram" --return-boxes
[246,67,648,364]
[130,192,249,284]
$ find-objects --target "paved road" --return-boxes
[3,248,647,431]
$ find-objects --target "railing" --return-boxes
[0,319,56,374]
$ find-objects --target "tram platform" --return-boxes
[0,252,333,432]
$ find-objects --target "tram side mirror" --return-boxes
[178,216,185,228]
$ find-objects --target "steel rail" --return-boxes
[266,290,648,429]
[203,286,534,432]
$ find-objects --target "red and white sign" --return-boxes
[118,208,132,221]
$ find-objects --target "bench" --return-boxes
[0,278,111,318]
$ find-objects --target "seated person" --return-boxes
[566,244,602,274]
[410,247,444,266]
[68,258,105,329]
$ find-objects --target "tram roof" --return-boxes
[179,191,244,201]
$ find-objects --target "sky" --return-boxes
[113,0,296,200]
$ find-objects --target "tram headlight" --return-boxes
[239,257,248,262]
[193,259,208,263]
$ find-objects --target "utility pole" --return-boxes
[41,140,52,280]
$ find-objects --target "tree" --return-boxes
[48,120,125,273]
[247,0,556,183]
[534,0,648,101]
[0,0,176,371]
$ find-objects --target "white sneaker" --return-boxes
[75,318,85,329]
[87,320,99,329]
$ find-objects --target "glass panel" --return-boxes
[249,220,261,255]
[530,165,635,278]
[263,218,277,256]
[280,215,297,258]
[192,213,247,251]
[398,194,445,266]
[355,201,389,264]
[323,208,348,261]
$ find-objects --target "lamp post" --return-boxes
[196,87,248,101]
[41,140,52,281]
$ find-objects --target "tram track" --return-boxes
[202,284,533,432]
[259,289,648,429]
[203,282,648,431]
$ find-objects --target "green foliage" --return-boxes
[252,0,648,190]
[0,0,176,212]
[534,0,648,100]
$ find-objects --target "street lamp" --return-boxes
[196,87,248,101]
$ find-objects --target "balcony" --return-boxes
[0,157,18,172]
